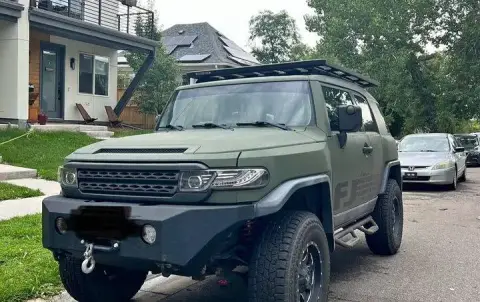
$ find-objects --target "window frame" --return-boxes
[320,83,357,133]
[78,52,110,97]
[352,93,380,133]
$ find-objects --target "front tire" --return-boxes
[59,256,147,302]
[459,167,466,182]
[448,169,458,190]
[248,211,330,302]
[366,179,403,256]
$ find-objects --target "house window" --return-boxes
[79,53,109,96]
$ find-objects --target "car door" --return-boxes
[451,135,466,176]
[352,94,385,195]
[321,84,372,227]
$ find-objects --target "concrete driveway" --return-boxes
[54,168,480,302]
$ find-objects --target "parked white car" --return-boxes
[398,133,467,190]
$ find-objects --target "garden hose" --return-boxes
[0,128,34,147]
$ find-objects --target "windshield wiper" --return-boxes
[164,124,184,131]
[236,121,292,131]
[192,122,233,130]
[420,149,438,152]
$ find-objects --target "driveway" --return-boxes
[56,168,480,302]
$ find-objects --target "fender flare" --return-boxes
[379,160,401,194]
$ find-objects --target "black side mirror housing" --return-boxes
[455,146,465,153]
[338,105,362,132]
[337,105,362,149]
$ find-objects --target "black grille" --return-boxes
[401,166,429,169]
[77,169,179,197]
[94,148,187,154]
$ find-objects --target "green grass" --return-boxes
[111,128,153,137]
[0,214,62,302]
[0,183,43,201]
[0,130,98,180]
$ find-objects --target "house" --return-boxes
[0,0,157,127]
[118,22,260,86]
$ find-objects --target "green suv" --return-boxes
[43,60,403,302]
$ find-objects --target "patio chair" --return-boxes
[75,103,97,124]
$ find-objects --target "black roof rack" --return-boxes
[183,59,379,87]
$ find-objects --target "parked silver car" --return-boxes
[398,133,467,190]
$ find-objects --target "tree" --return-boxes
[248,10,304,63]
[304,0,474,135]
[124,1,180,115]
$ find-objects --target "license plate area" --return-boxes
[404,172,418,179]
[68,206,140,242]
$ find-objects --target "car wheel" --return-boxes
[449,169,457,190]
[248,211,330,302]
[58,256,147,302]
[459,167,467,182]
[366,179,403,255]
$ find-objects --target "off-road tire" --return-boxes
[366,179,403,256]
[248,211,330,302]
[459,168,466,182]
[58,256,147,302]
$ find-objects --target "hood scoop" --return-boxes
[94,148,187,154]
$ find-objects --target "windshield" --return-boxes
[157,81,313,129]
[398,135,450,152]
[455,136,478,149]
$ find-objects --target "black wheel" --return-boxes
[459,167,466,182]
[248,211,330,302]
[448,169,458,190]
[59,256,147,302]
[366,179,403,256]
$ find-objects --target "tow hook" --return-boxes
[81,240,95,274]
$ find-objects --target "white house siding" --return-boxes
[0,1,30,124]
[50,36,118,122]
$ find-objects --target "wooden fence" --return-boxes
[117,88,157,129]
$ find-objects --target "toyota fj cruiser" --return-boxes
[43,60,403,302]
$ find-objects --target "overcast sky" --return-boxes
[154,0,320,51]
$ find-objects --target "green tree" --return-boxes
[304,0,472,135]
[124,1,180,115]
[248,10,304,63]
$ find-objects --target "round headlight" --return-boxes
[64,172,77,185]
[142,224,156,245]
[187,175,203,189]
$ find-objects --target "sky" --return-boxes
[153,0,320,51]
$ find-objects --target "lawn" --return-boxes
[111,128,153,137]
[0,182,43,201]
[0,214,62,302]
[0,130,98,180]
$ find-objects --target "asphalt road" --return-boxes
[54,168,480,302]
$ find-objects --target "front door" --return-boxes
[40,42,65,119]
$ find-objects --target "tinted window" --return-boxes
[322,86,354,131]
[354,95,378,132]
[158,81,313,129]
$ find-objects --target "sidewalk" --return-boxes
[0,178,60,221]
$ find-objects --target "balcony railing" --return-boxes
[30,0,154,39]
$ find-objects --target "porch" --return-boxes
[0,0,156,127]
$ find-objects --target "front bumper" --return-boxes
[401,166,455,185]
[42,196,254,274]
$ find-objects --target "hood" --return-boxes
[398,151,451,167]
[73,128,318,155]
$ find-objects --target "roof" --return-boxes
[160,22,260,67]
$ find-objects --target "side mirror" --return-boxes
[338,105,362,132]
[337,105,362,149]
[455,146,465,153]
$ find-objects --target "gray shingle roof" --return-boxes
[161,22,259,66]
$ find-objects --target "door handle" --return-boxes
[363,143,373,155]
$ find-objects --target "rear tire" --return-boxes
[366,179,403,256]
[58,256,147,302]
[248,211,330,302]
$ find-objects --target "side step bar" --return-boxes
[334,216,379,248]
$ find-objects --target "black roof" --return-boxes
[184,59,379,87]
[161,22,259,67]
